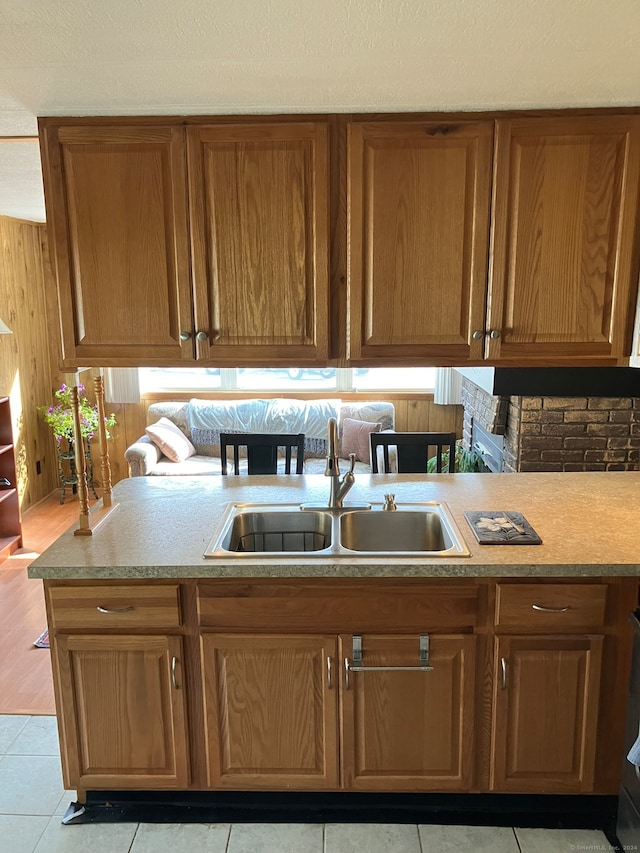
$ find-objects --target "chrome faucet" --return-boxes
[325,417,356,508]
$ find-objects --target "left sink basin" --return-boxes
[205,504,333,556]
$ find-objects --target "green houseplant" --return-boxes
[426,440,485,473]
[41,383,116,444]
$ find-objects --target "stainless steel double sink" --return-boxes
[204,501,471,558]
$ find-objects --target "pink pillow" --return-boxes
[340,418,382,464]
[145,417,196,463]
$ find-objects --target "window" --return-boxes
[138,367,436,394]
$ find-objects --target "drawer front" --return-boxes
[495,583,607,631]
[198,582,479,632]
[48,584,182,630]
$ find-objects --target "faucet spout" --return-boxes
[325,417,340,477]
[325,416,356,508]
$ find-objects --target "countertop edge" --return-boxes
[29,562,640,580]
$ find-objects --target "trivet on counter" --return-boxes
[464,510,542,545]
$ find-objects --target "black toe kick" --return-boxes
[61,791,620,838]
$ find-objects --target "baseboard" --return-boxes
[61,790,620,843]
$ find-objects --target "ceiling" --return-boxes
[1,0,639,222]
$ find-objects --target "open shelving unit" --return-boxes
[0,396,23,559]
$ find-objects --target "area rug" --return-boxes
[33,629,49,648]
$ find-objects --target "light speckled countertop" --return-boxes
[27,472,640,579]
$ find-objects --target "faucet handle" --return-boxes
[347,453,356,474]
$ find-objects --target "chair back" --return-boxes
[220,433,305,475]
[370,432,457,473]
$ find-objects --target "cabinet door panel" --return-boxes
[40,123,193,366]
[340,634,476,791]
[201,633,338,789]
[54,634,189,789]
[188,122,329,362]
[491,635,603,792]
[489,116,640,363]
[348,121,492,362]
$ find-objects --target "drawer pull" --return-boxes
[501,656,507,689]
[326,656,333,690]
[171,656,180,690]
[345,634,434,684]
[96,605,135,614]
[532,604,570,613]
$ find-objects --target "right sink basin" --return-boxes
[339,502,471,557]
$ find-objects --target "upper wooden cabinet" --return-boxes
[348,113,640,366]
[488,115,640,364]
[347,119,494,363]
[39,122,194,366]
[40,111,640,368]
[39,118,330,367]
[187,122,329,363]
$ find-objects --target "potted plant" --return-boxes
[41,383,117,502]
[427,440,485,473]
[41,383,116,446]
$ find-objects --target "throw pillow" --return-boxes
[340,418,382,464]
[145,417,196,463]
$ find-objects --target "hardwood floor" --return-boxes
[0,491,81,715]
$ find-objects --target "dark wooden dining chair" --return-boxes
[220,433,305,475]
[370,432,458,473]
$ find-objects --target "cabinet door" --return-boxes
[187,122,330,363]
[491,635,603,792]
[201,633,338,789]
[489,116,640,364]
[348,120,493,362]
[39,121,193,366]
[340,634,477,791]
[53,634,189,790]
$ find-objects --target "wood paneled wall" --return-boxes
[0,217,60,509]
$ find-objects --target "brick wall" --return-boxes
[507,396,639,472]
[461,379,639,472]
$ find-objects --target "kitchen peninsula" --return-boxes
[28,472,640,824]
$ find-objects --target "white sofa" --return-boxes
[125,398,396,477]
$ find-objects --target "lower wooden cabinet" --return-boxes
[201,633,339,789]
[45,578,636,797]
[491,635,603,793]
[340,634,476,791]
[201,631,476,792]
[53,634,190,790]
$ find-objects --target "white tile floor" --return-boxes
[0,715,617,853]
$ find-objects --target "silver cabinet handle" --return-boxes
[171,656,179,690]
[344,657,351,690]
[532,604,570,613]
[96,605,134,614]
[196,331,208,342]
[179,331,191,341]
[472,330,485,340]
[326,656,333,690]
[501,656,507,689]
[490,329,501,339]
